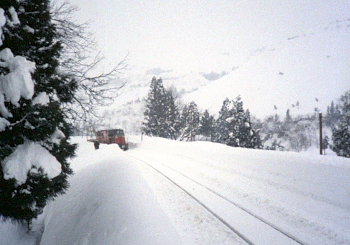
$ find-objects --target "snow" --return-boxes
[0,8,5,46]
[8,7,20,25]
[128,136,350,245]
[0,221,39,245]
[23,25,35,34]
[132,151,247,245]
[1,136,350,245]
[39,138,179,245]
[0,117,10,131]
[24,120,35,130]
[49,128,65,144]
[1,141,61,185]
[0,48,36,117]
[0,93,10,117]
[183,24,350,118]
[32,92,50,106]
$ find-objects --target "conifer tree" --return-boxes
[325,101,342,128]
[213,98,231,143]
[199,110,215,140]
[332,90,350,158]
[0,0,76,224]
[285,109,292,123]
[164,89,180,139]
[142,77,168,138]
[179,101,200,141]
[226,96,247,147]
[214,97,261,148]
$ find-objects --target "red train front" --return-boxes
[96,129,128,150]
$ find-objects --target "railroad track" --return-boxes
[127,153,308,245]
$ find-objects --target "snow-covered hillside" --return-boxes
[2,136,349,245]
[100,18,350,133]
[184,19,350,117]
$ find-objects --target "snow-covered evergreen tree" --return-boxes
[179,101,200,141]
[0,0,76,224]
[142,77,168,138]
[213,98,231,143]
[332,90,350,158]
[164,89,180,139]
[199,110,214,140]
[214,97,261,148]
[227,97,258,148]
[325,101,342,128]
[259,114,286,150]
[285,109,292,123]
[142,77,183,139]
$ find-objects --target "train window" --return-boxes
[107,129,124,137]
[108,130,116,136]
[117,130,125,136]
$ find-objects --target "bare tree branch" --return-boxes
[50,1,127,126]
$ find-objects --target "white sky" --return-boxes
[67,0,350,73]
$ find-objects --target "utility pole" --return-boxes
[319,112,323,155]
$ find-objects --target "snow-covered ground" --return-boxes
[0,137,179,245]
[1,136,350,244]
[127,136,350,245]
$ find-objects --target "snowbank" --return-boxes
[0,221,39,245]
[39,138,179,245]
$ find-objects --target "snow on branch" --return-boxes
[0,8,5,46]
[0,117,9,131]
[0,48,36,118]
[32,92,50,106]
[1,141,62,185]
[7,7,20,26]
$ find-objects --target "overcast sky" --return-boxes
[67,0,350,73]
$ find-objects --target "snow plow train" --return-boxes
[91,129,128,151]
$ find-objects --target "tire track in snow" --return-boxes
[127,153,307,245]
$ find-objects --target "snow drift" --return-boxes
[39,139,179,245]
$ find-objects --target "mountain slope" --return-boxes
[183,20,350,118]
[101,19,350,133]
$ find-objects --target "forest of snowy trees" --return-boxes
[142,77,262,149]
[142,77,350,157]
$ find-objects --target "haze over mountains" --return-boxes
[100,17,350,133]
